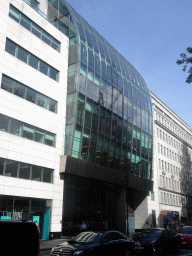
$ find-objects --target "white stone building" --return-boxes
[0,0,69,239]
[135,91,192,230]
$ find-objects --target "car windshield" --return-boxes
[72,232,99,243]
[180,228,192,234]
[147,230,163,238]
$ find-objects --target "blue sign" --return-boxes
[33,216,40,225]
[166,211,173,219]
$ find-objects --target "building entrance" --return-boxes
[62,175,117,235]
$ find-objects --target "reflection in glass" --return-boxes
[17,47,28,63]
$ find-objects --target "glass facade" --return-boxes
[47,0,153,180]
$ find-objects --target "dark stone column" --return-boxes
[115,187,126,234]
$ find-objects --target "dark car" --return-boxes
[50,230,134,256]
[133,228,181,255]
[178,226,192,249]
[0,219,40,256]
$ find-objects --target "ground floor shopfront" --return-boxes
[0,195,51,240]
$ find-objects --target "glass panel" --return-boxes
[5,39,17,57]
[17,47,28,63]
[26,87,37,103]
[31,165,42,181]
[29,54,39,69]
[23,124,34,140]
[9,5,20,23]
[47,98,57,113]
[5,160,18,178]
[10,119,23,136]
[32,23,41,38]
[40,61,49,76]
[51,38,60,51]
[21,14,31,31]
[49,67,58,81]
[19,163,31,180]
[0,114,10,132]
[43,168,53,183]
[0,158,5,176]
[14,81,26,98]
[1,75,14,93]
[42,31,51,45]
[34,128,45,143]
[45,132,55,146]
[37,94,47,108]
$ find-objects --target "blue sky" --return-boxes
[67,0,192,128]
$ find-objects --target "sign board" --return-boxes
[33,216,40,225]
[1,216,11,219]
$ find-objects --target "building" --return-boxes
[135,91,192,230]
[0,0,153,239]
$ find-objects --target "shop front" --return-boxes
[0,195,51,240]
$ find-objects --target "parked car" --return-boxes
[133,228,181,255]
[178,226,192,249]
[0,219,40,256]
[50,230,134,256]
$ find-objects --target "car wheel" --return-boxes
[125,249,131,256]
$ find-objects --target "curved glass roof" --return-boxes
[48,0,153,181]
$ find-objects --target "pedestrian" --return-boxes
[34,220,40,234]
[80,221,86,232]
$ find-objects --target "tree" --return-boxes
[176,47,192,83]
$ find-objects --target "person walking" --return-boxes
[34,220,40,234]
[80,221,87,232]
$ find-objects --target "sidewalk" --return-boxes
[40,237,72,251]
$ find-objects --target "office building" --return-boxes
[0,0,153,238]
[135,92,192,230]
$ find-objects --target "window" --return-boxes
[151,191,155,200]
[5,39,17,56]
[0,113,55,147]
[0,158,5,175]
[159,159,161,169]
[29,54,39,69]
[21,14,31,31]
[167,194,169,204]
[164,193,166,204]
[9,5,60,52]
[162,160,164,170]
[169,178,171,188]
[24,0,39,8]
[43,168,53,183]
[0,114,10,132]
[5,159,18,178]
[5,39,59,81]
[168,163,169,172]
[14,81,26,98]
[19,163,31,180]
[170,194,172,205]
[32,165,42,181]
[163,176,165,187]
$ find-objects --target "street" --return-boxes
[40,249,192,256]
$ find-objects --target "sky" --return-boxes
[66,0,192,129]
